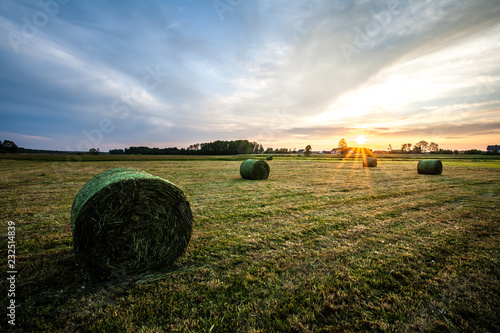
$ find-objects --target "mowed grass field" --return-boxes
[1,155,499,332]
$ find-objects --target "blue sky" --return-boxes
[1,0,499,151]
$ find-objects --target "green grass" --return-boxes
[1,155,499,332]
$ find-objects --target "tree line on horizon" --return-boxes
[1,138,498,156]
[337,139,442,154]
[0,138,294,156]
[397,141,440,153]
[389,140,472,154]
[109,140,295,156]
[335,138,444,155]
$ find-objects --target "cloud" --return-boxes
[0,131,54,148]
[0,0,499,150]
[388,121,500,138]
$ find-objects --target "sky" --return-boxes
[1,0,499,152]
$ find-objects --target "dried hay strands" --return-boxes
[240,159,270,180]
[363,157,378,167]
[417,159,443,175]
[71,168,193,276]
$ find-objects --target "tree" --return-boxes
[304,145,312,157]
[338,138,349,157]
[414,140,428,153]
[428,142,439,153]
[89,148,100,155]
[1,140,18,153]
[401,143,412,153]
[388,144,393,152]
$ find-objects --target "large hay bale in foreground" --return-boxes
[417,159,443,175]
[71,168,193,274]
[363,157,377,167]
[240,159,270,180]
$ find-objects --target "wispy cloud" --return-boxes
[0,131,54,148]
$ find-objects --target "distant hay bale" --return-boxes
[71,168,193,275]
[240,159,270,180]
[363,157,377,167]
[266,155,273,161]
[417,159,443,175]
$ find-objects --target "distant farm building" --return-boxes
[487,145,500,153]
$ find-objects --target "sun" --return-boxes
[356,135,366,145]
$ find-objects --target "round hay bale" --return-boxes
[71,168,193,274]
[240,159,270,180]
[266,155,273,161]
[363,157,377,167]
[417,159,443,175]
